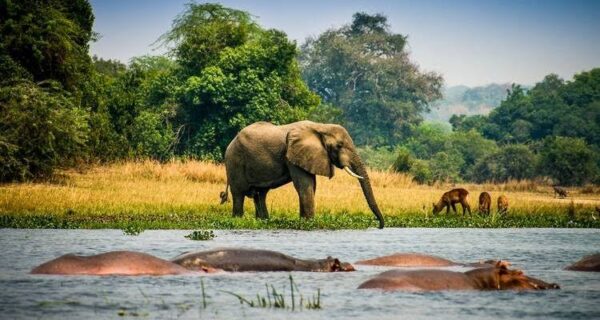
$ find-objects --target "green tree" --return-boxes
[0,82,89,181]
[161,3,319,159]
[539,137,598,186]
[300,12,442,146]
[447,130,498,178]
[457,70,600,149]
[429,151,464,183]
[409,159,433,184]
[0,0,94,92]
[392,147,415,173]
[402,122,451,159]
[471,144,537,183]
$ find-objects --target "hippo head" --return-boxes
[320,257,355,272]
[481,260,511,268]
[494,263,559,290]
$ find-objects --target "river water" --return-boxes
[0,228,598,319]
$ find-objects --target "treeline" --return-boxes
[1,1,439,182]
[1,1,599,186]
[360,72,600,186]
[1,2,319,181]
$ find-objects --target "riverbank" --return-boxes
[1,160,599,229]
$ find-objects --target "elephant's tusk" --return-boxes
[344,166,364,180]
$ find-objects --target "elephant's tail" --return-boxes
[219,183,229,204]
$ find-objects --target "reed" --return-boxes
[221,275,321,310]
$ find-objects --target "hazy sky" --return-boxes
[89,0,600,87]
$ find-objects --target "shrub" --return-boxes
[0,82,89,181]
[539,136,599,186]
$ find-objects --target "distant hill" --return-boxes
[425,83,513,122]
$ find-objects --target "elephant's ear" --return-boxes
[286,126,334,178]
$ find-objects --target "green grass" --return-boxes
[1,209,598,230]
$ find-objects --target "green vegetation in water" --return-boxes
[185,230,215,240]
[1,208,599,230]
[121,224,144,236]
[222,275,321,311]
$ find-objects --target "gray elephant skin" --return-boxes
[222,120,385,229]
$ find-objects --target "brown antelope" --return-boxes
[478,192,492,215]
[432,188,471,215]
[553,186,568,198]
[497,195,509,215]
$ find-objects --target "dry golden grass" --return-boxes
[1,160,599,218]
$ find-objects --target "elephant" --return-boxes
[221,120,385,228]
[358,262,560,291]
[171,248,355,272]
[355,253,510,268]
[31,251,221,276]
[565,253,600,272]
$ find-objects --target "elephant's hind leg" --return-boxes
[254,190,269,219]
[232,193,245,217]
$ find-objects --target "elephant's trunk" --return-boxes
[351,154,385,229]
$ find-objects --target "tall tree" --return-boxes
[0,0,94,181]
[160,3,319,159]
[300,12,443,146]
[0,0,94,92]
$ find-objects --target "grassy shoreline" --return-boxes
[1,160,599,229]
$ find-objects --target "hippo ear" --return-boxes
[495,261,508,270]
[331,258,342,272]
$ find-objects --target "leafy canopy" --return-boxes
[161,3,319,159]
[301,12,443,146]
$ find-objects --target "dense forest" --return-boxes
[1,1,599,186]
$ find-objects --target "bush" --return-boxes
[0,82,89,181]
[410,159,432,184]
[429,151,464,183]
[539,136,599,186]
[472,144,537,183]
[392,147,414,173]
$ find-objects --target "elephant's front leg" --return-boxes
[253,190,269,219]
[289,165,317,219]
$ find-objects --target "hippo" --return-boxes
[358,262,560,291]
[565,253,600,272]
[31,251,220,276]
[355,253,510,268]
[171,248,355,272]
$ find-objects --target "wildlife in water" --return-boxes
[171,248,356,272]
[221,120,385,228]
[355,253,509,268]
[497,195,509,215]
[478,192,492,215]
[31,251,220,276]
[553,186,568,198]
[357,262,559,291]
[432,188,472,215]
[565,253,600,272]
